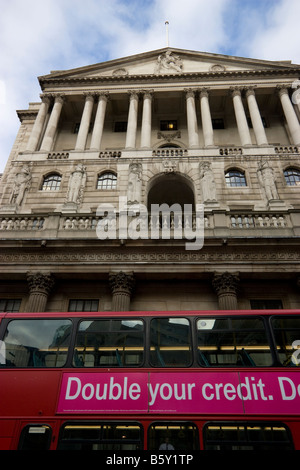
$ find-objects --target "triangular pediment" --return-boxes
[39,47,300,84]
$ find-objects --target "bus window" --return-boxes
[150,318,192,367]
[271,316,300,366]
[203,422,294,450]
[18,425,52,450]
[57,422,143,450]
[2,319,72,368]
[197,317,272,367]
[148,422,199,451]
[73,319,144,367]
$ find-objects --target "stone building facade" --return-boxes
[0,47,300,313]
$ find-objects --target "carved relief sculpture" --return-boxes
[155,51,183,74]
[66,163,87,204]
[127,162,142,204]
[9,164,32,206]
[199,161,217,202]
[257,161,279,201]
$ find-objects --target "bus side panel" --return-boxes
[0,420,16,450]
[0,370,62,417]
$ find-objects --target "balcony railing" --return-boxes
[0,211,297,240]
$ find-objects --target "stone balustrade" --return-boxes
[0,211,297,239]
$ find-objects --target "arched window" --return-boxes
[284,168,300,186]
[225,169,247,187]
[97,172,117,190]
[41,173,61,191]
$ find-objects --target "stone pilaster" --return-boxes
[109,271,135,311]
[25,271,55,312]
[212,272,240,310]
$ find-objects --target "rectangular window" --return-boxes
[204,422,293,450]
[212,118,225,129]
[114,121,127,132]
[74,319,144,367]
[150,317,192,367]
[0,299,21,312]
[250,299,283,309]
[197,317,272,367]
[271,316,300,366]
[57,422,143,450]
[148,422,199,451]
[160,120,177,131]
[68,299,99,312]
[2,319,72,367]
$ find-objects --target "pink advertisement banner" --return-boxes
[57,370,300,415]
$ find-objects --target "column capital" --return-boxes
[27,271,55,295]
[83,92,96,101]
[276,84,290,97]
[212,272,240,295]
[128,90,140,100]
[244,85,257,98]
[140,89,154,100]
[198,87,211,98]
[39,93,52,105]
[96,91,110,102]
[109,271,135,295]
[184,88,197,98]
[230,86,243,97]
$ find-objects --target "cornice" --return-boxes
[39,68,300,90]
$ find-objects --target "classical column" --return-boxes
[26,94,51,151]
[25,271,55,312]
[277,85,300,145]
[75,93,95,151]
[125,91,139,149]
[185,89,199,147]
[245,87,268,145]
[212,272,239,310]
[231,87,252,146]
[140,90,153,148]
[40,94,65,151]
[109,271,135,311]
[90,92,109,151]
[199,88,215,147]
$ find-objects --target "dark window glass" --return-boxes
[18,425,52,450]
[150,318,192,367]
[284,168,300,186]
[160,120,177,131]
[2,319,72,367]
[250,299,283,310]
[97,172,117,190]
[57,422,142,450]
[212,118,225,129]
[73,319,144,367]
[271,316,300,366]
[196,317,272,367]
[0,299,21,312]
[225,170,247,187]
[68,299,99,312]
[41,174,61,191]
[148,422,199,451]
[114,121,127,132]
[204,422,293,450]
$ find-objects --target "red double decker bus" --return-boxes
[0,309,300,451]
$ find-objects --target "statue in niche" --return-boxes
[156,51,183,74]
[127,162,142,204]
[199,161,217,202]
[66,163,87,204]
[257,161,279,201]
[9,164,32,206]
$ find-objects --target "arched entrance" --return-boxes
[147,173,195,210]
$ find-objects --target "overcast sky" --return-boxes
[1,0,300,171]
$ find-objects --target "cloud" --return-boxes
[0,0,300,172]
